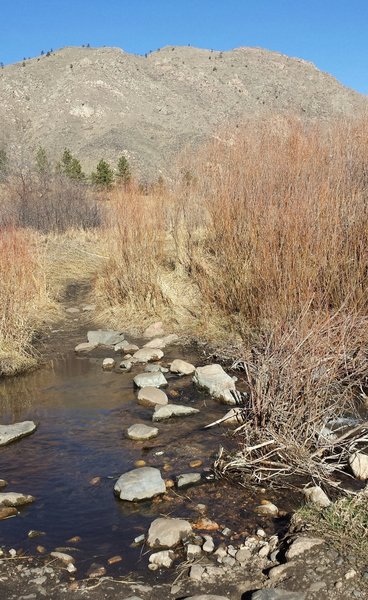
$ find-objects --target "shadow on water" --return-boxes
[0,344,299,578]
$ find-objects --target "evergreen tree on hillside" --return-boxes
[0,148,8,181]
[35,146,50,175]
[91,159,114,187]
[57,148,84,180]
[117,155,131,185]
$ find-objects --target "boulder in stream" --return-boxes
[87,330,124,346]
[138,386,168,408]
[127,424,159,441]
[114,467,166,501]
[75,342,98,353]
[170,359,196,375]
[133,372,168,388]
[147,517,192,548]
[132,348,164,363]
[0,421,37,446]
[193,364,237,405]
[0,492,35,507]
[152,404,200,421]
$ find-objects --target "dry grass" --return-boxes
[0,228,50,375]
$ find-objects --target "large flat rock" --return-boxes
[133,372,168,388]
[152,404,199,421]
[133,348,164,363]
[0,421,37,446]
[114,467,166,501]
[193,364,237,405]
[127,424,159,441]
[170,359,195,375]
[147,517,192,548]
[87,330,124,346]
[0,492,35,507]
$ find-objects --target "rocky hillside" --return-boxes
[0,45,366,178]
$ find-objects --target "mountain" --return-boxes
[0,45,366,179]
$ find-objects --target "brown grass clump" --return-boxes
[0,228,50,375]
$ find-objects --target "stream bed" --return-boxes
[0,342,298,579]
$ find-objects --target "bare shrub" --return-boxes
[0,228,49,375]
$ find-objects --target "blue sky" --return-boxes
[1,0,367,94]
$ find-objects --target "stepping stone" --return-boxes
[147,517,192,548]
[133,372,168,388]
[102,358,115,370]
[152,404,199,421]
[127,424,159,441]
[0,492,35,507]
[114,467,166,501]
[138,387,168,408]
[193,364,237,405]
[145,364,169,373]
[0,421,37,446]
[170,359,195,375]
[119,360,132,372]
[132,348,164,363]
[87,330,124,346]
[114,340,139,353]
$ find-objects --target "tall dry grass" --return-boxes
[0,228,50,375]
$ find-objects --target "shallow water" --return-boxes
[0,344,296,577]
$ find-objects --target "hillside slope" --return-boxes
[0,45,366,178]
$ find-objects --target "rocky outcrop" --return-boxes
[114,467,166,501]
[0,421,37,446]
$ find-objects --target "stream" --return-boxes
[0,341,297,579]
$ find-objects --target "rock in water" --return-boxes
[152,404,199,421]
[193,364,237,405]
[0,422,37,446]
[87,330,124,346]
[0,507,17,520]
[147,517,192,548]
[138,386,168,407]
[132,348,164,363]
[75,342,98,353]
[177,473,202,488]
[148,549,174,568]
[349,451,368,480]
[170,359,196,375]
[102,358,115,370]
[133,372,168,388]
[0,492,35,507]
[127,424,159,440]
[114,467,166,501]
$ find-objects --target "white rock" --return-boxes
[0,492,35,507]
[235,547,251,563]
[114,467,166,501]
[285,536,324,560]
[349,451,368,480]
[147,517,192,548]
[303,486,331,508]
[133,372,168,388]
[143,322,165,338]
[133,348,164,363]
[102,358,115,370]
[0,421,37,446]
[145,364,169,373]
[127,424,159,441]
[258,542,270,558]
[137,387,168,408]
[189,565,205,581]
[193,364,237,405]
[170,359,196,375]
[119,360,132,371]
[74,342,97,353]
[152,404,199,421]
[87,330,124,346]
[202,535,215,553]
[255,502,279,517]
[149,550,174,568]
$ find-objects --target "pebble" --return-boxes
[0,479,8,488]
[67,536,81,543]
[222,555,236,567]
[107,555,122,565]
[186,544,202,560]
[50,552,75,564]
[222,527,232,536]
[203,535,215,553]
[134,460,147,468]
[102,358,115,370]
[190,565,205,581]
[87,563,106,578]
[177,473,202,488]
[345,568,357,580]
[193,518,220,531]
[28,530,45,538]
[189,460,203,468]
[89,476,101,485]
[255,502,279,517]
[36,546,46,554]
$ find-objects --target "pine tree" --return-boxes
[35,146,50,174]
[91,159,114,187]
[57,148,84,180]
[0,148,7,181]
[117,155,131,185]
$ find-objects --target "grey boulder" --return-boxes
[177,473,202,488]
[0,492,35,507]
[147,517,192,548]
[193,364,237,405]
[133,372,168,388]
[138,386,168,407]
[127,424,159,441]
[87,330,124,346]
[132,348,164,363]
[170,359,196,375]
[0,421,37,446]
[114,467,166,501]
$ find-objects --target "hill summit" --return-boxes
[0,45,366,178]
